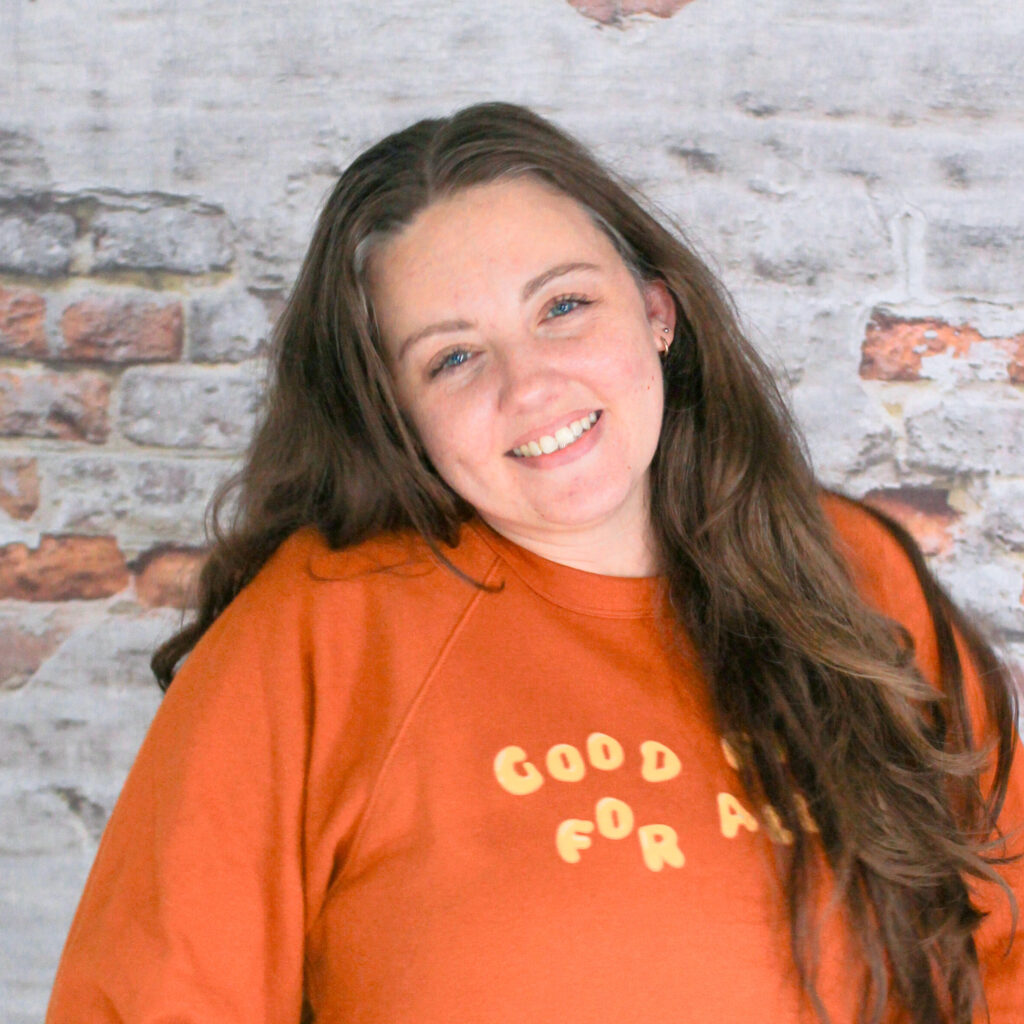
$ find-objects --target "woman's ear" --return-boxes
[642,279,676,352]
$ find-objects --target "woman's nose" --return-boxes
[495,337,568,411]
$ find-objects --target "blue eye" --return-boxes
[430,349,472,377]
[547,295,590,319]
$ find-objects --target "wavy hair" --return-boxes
[152,102,1019,1024]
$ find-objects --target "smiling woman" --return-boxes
[368,177,672,575]
[46,103,1023,1024]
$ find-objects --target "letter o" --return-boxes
[595,797,634,839]
[547,743,586,782]
[586,732,625,771]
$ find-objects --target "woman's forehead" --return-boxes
[366,178,623,307]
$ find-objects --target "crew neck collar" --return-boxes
[465,518,665,618]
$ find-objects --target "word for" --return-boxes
[493,732,681,796]
[557,797,684,871]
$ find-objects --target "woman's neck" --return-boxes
[476,504,661,578]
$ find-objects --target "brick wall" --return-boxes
[2,0,1022,1019]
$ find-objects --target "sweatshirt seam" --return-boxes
[310,548,503,911]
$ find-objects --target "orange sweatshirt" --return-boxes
[46,495,1024,1023]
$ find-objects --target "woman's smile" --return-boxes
[509,410,600,459]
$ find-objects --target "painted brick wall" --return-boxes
[2,0,1022,1019]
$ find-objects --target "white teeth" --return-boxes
[512,411,599,458]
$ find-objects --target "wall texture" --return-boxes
[1,0,1022,1019]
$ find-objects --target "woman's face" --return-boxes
[367,176,674,560]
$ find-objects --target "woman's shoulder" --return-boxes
[818,489,922,600]
[225,520,498,628]
[261,523,441,586]
[174,521,500,692]
[817,488,942,678]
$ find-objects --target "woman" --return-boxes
[47,102,1022,1023]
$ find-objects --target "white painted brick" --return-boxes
[92,205,233,275]
[0,611,169,1014]
[905,390,1024,475]
[118,364,263,450]
[43,454,229,545]
[0,129,52,190]
[979,479,1024,552]
[188,286,270,362]
[925,218,1024,300]
[932,543,1024,639]
[0,207,75,276]
[789,372,897,484]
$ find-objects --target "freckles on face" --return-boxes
[366,176,672,541]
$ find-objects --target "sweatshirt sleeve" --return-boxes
[824,495,1024,1021]
[955,632,1024,1023]
[45,536,316,1024]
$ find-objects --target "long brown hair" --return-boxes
[153,102,1019,1023]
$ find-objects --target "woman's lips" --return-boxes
[507,409,602,455]
[507,410,604,469]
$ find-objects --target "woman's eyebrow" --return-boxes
[397,318,475,362]
[397,260,601,361]
[520,260,600,302]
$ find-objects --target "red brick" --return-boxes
[862,487,959,557]
[0,286,47,358]
[861,310,1024,382]
[1008,340,1024,385]
[0,534,129,600]
[0,368,109,442]
[567,0,695,21]
[61,296,183,362]
[0,622,67,690]
[133,545,204,609]
[0,457,40,520]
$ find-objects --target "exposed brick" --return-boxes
[188,287,270,362]
[0,207,75,276]
[0,286,47,358]
[567,0,695,21]
[860,310,1024,382]
[60,295,183,363]
[0,368,109,442]
[0,622,66,690]
[92,206,233,274]
[0,535,129,601]
[119,365,260,450]
[0,457,40,520]
[862,487,960,557]
[133,545,204,608]
[1009,348,1024,386]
